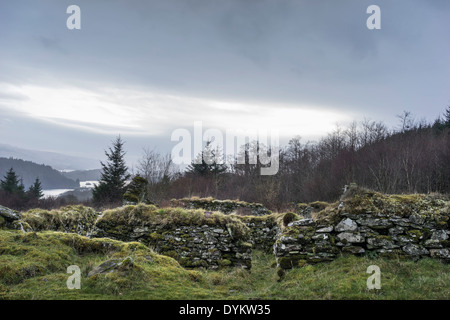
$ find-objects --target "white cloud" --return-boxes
[0,82,352,140]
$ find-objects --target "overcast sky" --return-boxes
[1,0,449,167]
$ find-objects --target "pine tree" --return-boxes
[187,141,227,177]
[0,168,25,195]
[27,177,44,199]
[92,136,130,205]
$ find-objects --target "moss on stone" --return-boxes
[296,203,309,209]
[407,230,424,240]
[282,212,298,227]
[218,259,232,267]
[97,204,250,241]
[149,232,164,241]
[20,205,98,234]
[238,213,279,226]
[170,197,271,216]
[343,188,449,218]
[309,201,329,210]
[375,235,393,241]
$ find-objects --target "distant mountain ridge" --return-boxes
[0,157,79,189]
[0,144,100,171]
[61,169,102,181]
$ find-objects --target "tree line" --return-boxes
[2,107,449,212]
[91,107,450,211]
[0,168,44,209]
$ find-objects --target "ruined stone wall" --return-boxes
[171,197,271,216]
[0,205,99,236]
[3,204,253,270]
[95,223,252,270]
[92,204,253,269]
[4,188,448,272]
[238,215,280,252]
[274,191,450,270]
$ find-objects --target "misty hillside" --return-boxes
[60,169,102,182]
[0,157,79,189]
[0,144,99,171]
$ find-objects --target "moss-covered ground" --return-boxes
[1,229,449,300]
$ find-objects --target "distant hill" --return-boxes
[0,144,99,171]
[0,157,79,189]
[61,169,102,182]
[59,188,93,201]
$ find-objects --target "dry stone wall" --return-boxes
[3,188,449,272]
[95,223,252,269]
[238,215,280,252]
[92,205,253,269]
[274,191,450,270]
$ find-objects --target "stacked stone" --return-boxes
[273,218,339,269]
[241,218,280,252]
[99,224,252,270]
[274,211,450,270]
[337,212,449,260]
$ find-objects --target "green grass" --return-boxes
[1,229,449,300]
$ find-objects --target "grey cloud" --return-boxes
[0,0,449,161]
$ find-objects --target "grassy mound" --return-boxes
[0,229,208,299]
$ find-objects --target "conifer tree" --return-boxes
[187,141,227,177]
[0,168,25,195]
[93,136,130,205]
[27,177,43,199]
